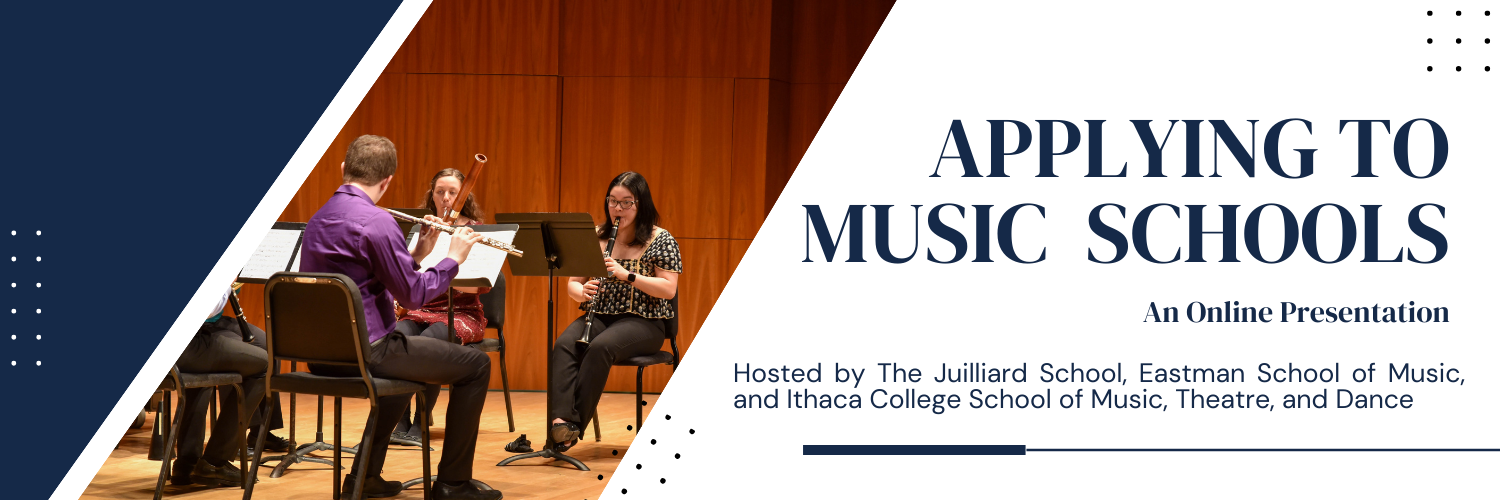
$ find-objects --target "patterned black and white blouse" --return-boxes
[581,227,683,319]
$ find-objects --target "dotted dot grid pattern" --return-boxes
[1423,8,1493,72]
[4,229,42,368]
[599,400,702,498]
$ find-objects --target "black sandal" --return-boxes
[549,422,581,445]
[504,434,533,453]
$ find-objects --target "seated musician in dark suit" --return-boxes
[171,287,284,486]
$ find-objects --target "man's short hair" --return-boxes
[343,135,397,184]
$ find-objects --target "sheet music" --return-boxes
[409,229,517,285]
[240,229,302,280]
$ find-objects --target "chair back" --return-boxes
[161,366,182,391]
[263,272,372,371]
[666,294,681,366]
[664,294,679,340]
[478,272,506,337]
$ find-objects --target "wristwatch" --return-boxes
[627,272,636,283]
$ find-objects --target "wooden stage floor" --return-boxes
[85,391,655,500]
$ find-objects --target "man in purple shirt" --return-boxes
[300,135,498,500]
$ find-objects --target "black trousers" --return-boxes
[549,313,664,427]
[390,320,457,432]
[173,317,280,471]
[312,333,490,482]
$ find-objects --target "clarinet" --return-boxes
[578,217,621,345]
[227,288,254,343]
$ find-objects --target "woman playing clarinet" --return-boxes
[549,171,681,451]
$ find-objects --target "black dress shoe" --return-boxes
[244,430,291,454]
[341,474,403,499]
[169,458,194,485]
[168,465,193,486]
[261,432,291,453]
[188,460,253,487]
[433,480,502,500]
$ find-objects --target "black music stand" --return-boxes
[491,213,604,471]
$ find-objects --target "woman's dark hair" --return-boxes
[600,171,659,247]
[421,168,484,223]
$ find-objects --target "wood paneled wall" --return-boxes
[237,0,893,394]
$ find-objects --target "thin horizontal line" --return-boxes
[399,72,560,77]
[1026,449,1500,452]
[804,445,1025,456]
[804,446,1500,456]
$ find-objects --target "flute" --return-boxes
[578,217,621,345]
[384,207,524,257]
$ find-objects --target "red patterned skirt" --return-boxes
[398,289,488,344]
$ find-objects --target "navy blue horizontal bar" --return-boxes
[804,445,1025,456]
[1027,449,1500,452]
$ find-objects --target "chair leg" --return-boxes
[149,390,165,461]
[210,386,218,432]
[288,389,297,446]
[636,367,645,432]
[418,392,432,500]
[400,392,440,495]
[351,397,381,500]
[334,397,343,500]
[154,388,185,500]
[499,347,514,433]
[243,391,275,500]
[230,384,247,489]
[592,411,602,442]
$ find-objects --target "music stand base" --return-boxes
[263,441,355,478]
[496,448,590,471]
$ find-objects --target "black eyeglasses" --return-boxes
[606,197,639,209]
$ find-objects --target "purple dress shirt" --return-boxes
[300,184,459,342]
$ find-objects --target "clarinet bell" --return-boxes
[577,313,596,345]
